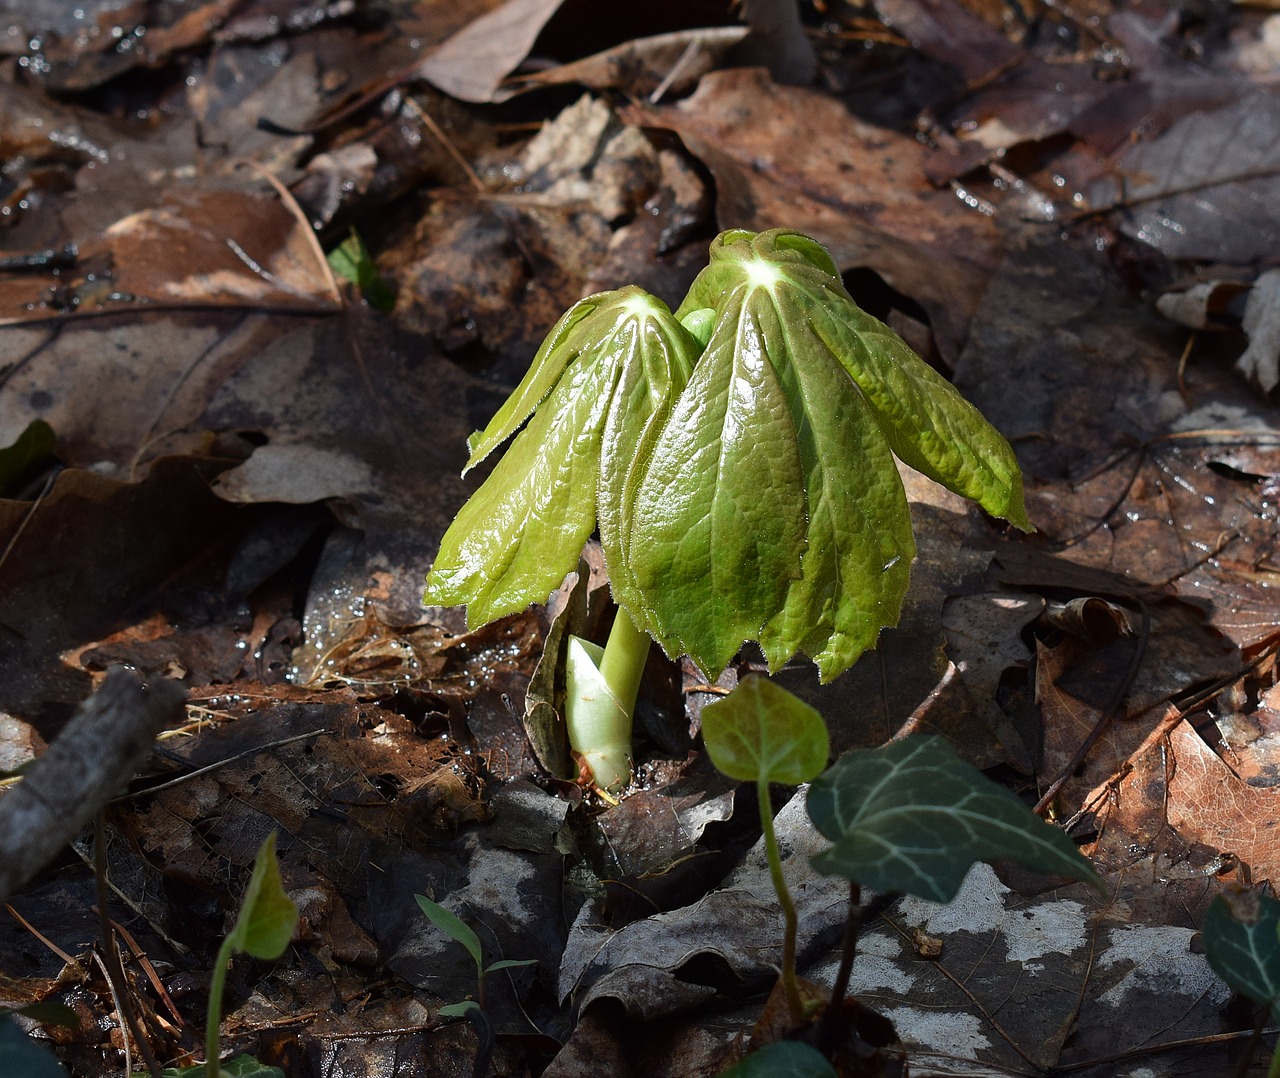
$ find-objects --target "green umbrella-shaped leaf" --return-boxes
[1203,893,1280,1015]
[424,289,698,629]
[224,833,298,961]
[807,737,1103,902]
[597,300,698,633]
[701,675,828,785]
[637,228,1028,680]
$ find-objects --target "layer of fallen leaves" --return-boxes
[3,0,1280,1074]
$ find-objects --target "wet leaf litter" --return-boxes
[2,0,1280,1074]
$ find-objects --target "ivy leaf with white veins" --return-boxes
[424,288,698,629]
[807,736,1104,902]
[629,228,1029,681]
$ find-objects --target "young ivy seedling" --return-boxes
[424,228,1032,793]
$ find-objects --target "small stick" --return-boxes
[0,668,186,902]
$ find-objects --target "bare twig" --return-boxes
[0,668,186,902]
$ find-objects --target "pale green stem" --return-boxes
[205,936,234,1078]
[598,609,650,722]
[565,610,651,793]
[758,777,803,1024]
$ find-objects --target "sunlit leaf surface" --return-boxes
[633,228,1028,678]
[701,675,829,785]
[423,288,698,628]
[427,230,1030,678]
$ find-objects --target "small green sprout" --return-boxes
[327,227,394,310]
[702,676,829,1024]
[201,834,297,1078]
[703,678,1103,1072]
[425,228,1031,793]
[413,893,537,1019]
[413,893,536,1077]
[154,833,297,1078]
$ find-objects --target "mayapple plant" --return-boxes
[424,228,1031,793]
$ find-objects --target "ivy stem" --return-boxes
[565,609,650,793]
[757,778,803,1024]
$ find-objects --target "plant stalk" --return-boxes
[206,936,234,1078]
[565,610,650,793]
[757,778,803,1024]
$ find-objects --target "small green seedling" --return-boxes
[414,893,537,1019]
[414,894,536,1078]
[137,833,297,1078]
[701,676,829,1024]
[327,227,394,311]
[425,228,1031,793]
[703,679,1103,1072]
[1203,891,1280,1077]
[201,833,297,1078]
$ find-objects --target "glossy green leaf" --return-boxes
[224,833,298,961]
[717,1041,838,1078]
[807,736,1103,902]
[424,288,698,629]
[632,227,1028,680]
[597,305,698,633]
[426,228,1031,689]
[630,292,809,675]
[1203,893,1280,1014]
[678,230,1031,532]
[415,894,484,972]
[701,676,828,785]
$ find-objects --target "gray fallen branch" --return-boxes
[0,667,187,902]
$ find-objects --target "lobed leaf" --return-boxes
[426,228,1031,690]
[633,229,1029,679]
[682,230,1031,532]
[424,289,698,629]
[807,736,1103,902]
[701,675,829,785]
[1203,893,1280,1015]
